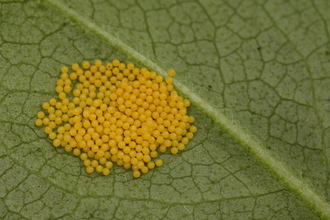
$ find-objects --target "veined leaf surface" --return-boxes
[1,0,330,219]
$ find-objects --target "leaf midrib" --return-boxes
[43,0,330,218]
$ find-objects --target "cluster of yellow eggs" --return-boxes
[35,59,197,178]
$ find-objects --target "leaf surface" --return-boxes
[1,0,330,219]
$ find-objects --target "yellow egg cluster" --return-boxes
[35,59,197,178]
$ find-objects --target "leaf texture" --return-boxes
[1,0,330,219]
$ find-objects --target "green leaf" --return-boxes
[1,0,330,219]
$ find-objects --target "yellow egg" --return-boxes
[36,59,197,177]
